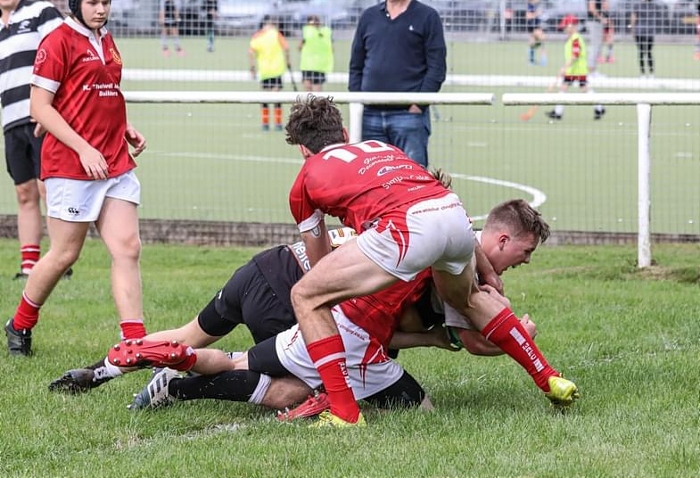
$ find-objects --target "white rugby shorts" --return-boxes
[356,192,475,281]
[275,306,405,400]
[45,170,141,222]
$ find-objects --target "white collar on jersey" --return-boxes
[65,16,107,41]
[319,142,347,152]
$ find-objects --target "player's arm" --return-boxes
[389,306,454,350]
[248,46,257,77]
[125,122,146,157]
[474,239,503,294]
[300,220,331,268]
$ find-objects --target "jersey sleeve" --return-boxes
[289,169,324,232]
[31,32,69,93]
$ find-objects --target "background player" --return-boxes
[6,0,148,356]
[526,0,547,66]
[0,0,63,279]
[546,15,606,121]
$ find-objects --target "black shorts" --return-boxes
[4,123,42,185]
[301,71,326,85]
[261,77,283,89]
[563,75,588,88]
[526,20,541,33]
[197,260,297,343]
[163,17,179,28]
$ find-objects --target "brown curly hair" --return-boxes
[285,94,346,154]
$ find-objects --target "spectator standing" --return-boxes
[526,0,547,66]
[586,0,610,77]
[599,12,615,63]
[5,0,149,356]
[203,0,217,52]
[630,0,663,79]
[349,0,446,168]
[159,0,184,57]
[249,15,291,131]
[298,15,333,92]
[0,0,63,279]
[546,15,606,121]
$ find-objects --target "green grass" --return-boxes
[1,37,698,234]
[1,238,699,477]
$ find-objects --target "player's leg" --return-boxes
[605,26,615,62]
[433,269,578,406]
[171,26,184,56]
[7,176,92,356]
[95,176,145,340]
[311,72,324,92]
[547,79,570,119]
[528,26,536,64]
[587,21,604,73]
[363,370,430,410]
[130,367,312,411]
[160,26,170,56]
[534,27,546,65]
[271,77,283,130]
[635,36,644,76]
[5,126,43,278]
[291,239,399,424]
[647,36,654,77]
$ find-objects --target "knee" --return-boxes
[290,281,311,315]
[113,235,142,262]
[15,182,40,206]
[50,247,81,269]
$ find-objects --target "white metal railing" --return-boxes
[502,93,700,268]
[124,90,700,268]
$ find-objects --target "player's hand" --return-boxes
[78,145,109,180]
[32,121,46,138]
[479,269,504,295]
[125,125,147,157]
[430,326,460,351]
[408,104,423,114]
[520,314,538,340]
[558,67,566,77]
[478,284,511,308]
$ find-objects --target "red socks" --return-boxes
[307,335,360,423]
[119,320,147,340]
[481,308,558,392]
[274,107,283,127]
[12,292,41,330]
[20,244,40,274]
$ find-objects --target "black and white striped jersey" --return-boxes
[0,0,63,132]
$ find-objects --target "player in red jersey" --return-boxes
[4,0,148,356]
[283,95,578,426]
[121,198,547,420]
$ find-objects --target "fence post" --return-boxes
[348,102,364,143]
[637,103,652,268]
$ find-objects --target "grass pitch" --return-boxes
[1,239,699,477]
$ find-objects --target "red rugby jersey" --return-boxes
[31,19,135,180]
[289,140,451,234]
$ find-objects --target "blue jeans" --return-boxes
[362,107,431,168]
